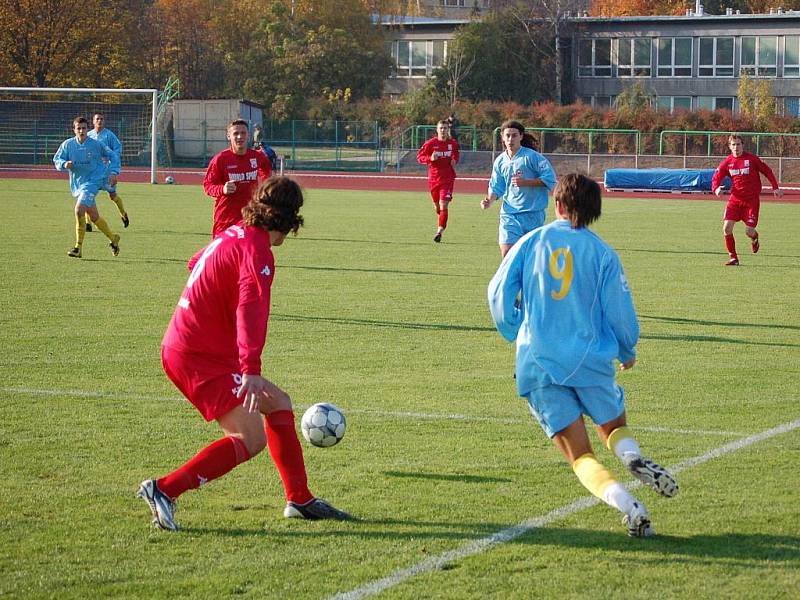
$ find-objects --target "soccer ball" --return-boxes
[164,175,175,184]
[301,403,346,448]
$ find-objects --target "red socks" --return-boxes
[265,410,313,504]
[156,411,312,504]
[437,208,448,229]
[158,435,251,499]
[724,234,737,258]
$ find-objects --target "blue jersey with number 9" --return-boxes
[488,218,639,396]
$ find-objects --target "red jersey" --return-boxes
[712,152,778,205]
[417,137,460,185]
[203,148,272,237]
[162,225,275,376]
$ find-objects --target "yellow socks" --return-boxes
[92,217,115,241]
[607,426,642,461]
[75,215,86,247]
[572,453,616,499]
[573,452,639,514]
[111,194,126,216]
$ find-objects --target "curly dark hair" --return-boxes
[521,132,538,151]
[553,173,601,229]
[242,176,304,234]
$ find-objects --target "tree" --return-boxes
[0,0,109,86]
[613,81,652,117]
[589,0,686,17]
[435,10,555,104]
[738,71,776,124]
[438,38,476,107]
[501,0,589,104]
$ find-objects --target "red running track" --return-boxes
[2,165,799,203]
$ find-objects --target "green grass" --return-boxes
[1,179,798,599]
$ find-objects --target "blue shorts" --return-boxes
[76,191,98,208]
[499,210,545,245]
[525,382,625,438]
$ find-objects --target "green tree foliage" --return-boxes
[738,71,776,125]
[435,9,555,104]
[613,81,652,118]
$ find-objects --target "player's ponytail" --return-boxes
[243,176,304,234]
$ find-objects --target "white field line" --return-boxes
[328,417,800,600]
[0,386,744,437]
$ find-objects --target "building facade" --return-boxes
[571,11,800,115]
[381,9,800,116]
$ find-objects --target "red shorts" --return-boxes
[161,345,242,421]
[724,199,759,227]
[429,182,454,204]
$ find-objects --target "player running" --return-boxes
[481,120,557,258]
[488,173,678,537]
[417,120,460,243]
[53,117,121,258]
[87,112,129,230]
[137,177,351,531]
[203,119,273,238]
[712,134,782,266]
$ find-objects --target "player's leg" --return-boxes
[87,203,120,256]
[109,191,129,228]
[722,201,740,265]
[69,200,87,257]
[84,213,92,232]
[527,385,651,537]
[250,382,351,520]
[138,352,257,530]
[744,203,760,254]
[434,198,451,243]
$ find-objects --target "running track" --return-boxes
[2,165,799,202]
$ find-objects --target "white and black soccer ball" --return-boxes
[301,403,346,447]
[164,175,175,185]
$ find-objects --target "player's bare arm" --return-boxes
[481,193,497,209]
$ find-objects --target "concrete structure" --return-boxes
[380,8,800,116]
[172,99,263,158]
[571,10,800,115]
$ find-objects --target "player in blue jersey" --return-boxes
[488,173,678,537]
[481,120,557,258]
[87,113,129,230]
[53,117,121,258]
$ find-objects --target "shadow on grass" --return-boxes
[297,236,495,248]
[273,313,495,332]
[641,334,800,349]
[383,470,512,484]
[181,521,800,565]
[515,527,800,565]
[618,247,800,259]
[642,314,800,332]
[281,264,477,278]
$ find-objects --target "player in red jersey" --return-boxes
[712,134,782,266]
[203,119,272,237]
[137,177,351,531]
[417,120,460,243]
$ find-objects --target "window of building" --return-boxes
[656,96,692,112]
[698,96,734,111]
[699,37,734,77]
[657,38,692,77]
[578,38,612,77]
[784,36,800,77]
[785,97,800,117]
[741,36,777,76]
[618,38,652,77]
[390,40,448,78]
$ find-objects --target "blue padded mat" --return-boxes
[604,168,729,191]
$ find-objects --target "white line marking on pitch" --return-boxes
[0,387,745,437]
[327,417,800,600]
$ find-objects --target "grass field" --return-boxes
[1,178,798,599]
